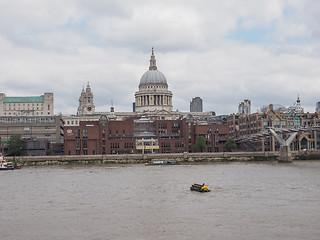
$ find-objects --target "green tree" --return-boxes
[7,134,23,156]
[225,138,237,152]
[194,136,207,152]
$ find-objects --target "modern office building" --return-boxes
[190,97,203,112]
[0,116,64,155]
[0,93,54,116]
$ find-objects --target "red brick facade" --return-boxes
[193,123,229,152]
[64,117,229,155]
[64,121,101,155]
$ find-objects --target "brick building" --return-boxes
[193,122,229,152]
[64,116,229,155]
[227,104,320,151]
[64,121,101,155]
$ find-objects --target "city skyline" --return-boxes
[1,1,320,115]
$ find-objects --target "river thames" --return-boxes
[1,161,320,240]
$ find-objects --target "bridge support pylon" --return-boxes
[278,145,293,163]
[269,129,297,163]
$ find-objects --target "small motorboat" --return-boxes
[145,160,180,166]
[190,183,211,192]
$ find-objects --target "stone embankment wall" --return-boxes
[6,150,320,166]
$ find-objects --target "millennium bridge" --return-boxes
[235,126,320,162]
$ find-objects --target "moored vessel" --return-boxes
[145,160,180,166]
[0,154,21,170]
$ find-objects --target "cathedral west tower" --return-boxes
[134,48,173,112]
[77,82,95,115]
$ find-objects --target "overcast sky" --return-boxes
[1,0,320,115]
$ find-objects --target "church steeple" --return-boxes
[296,94,300,105]
[149,47,157,70]
[77,82,95,116]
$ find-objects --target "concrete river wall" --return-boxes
[7,150,320,166]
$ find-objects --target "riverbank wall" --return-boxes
[6,150,320,166]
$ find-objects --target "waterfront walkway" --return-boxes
[6,150,320,166]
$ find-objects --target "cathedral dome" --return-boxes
[134,48,173,112]
[139,69,167,86]
[138,48,168,87]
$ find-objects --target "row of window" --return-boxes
[23,133,51,138]
[158,123,182,129]
[142,85,167,89]
[66,120,79,125]
[125,142,134,148]
[75,150,95,155]
[263,121,297,127]
[3,112,51,116]
[75,141,184,149]
[206,128,220,133]
[3,103,44,106]
[0,117,56,123]
[4,107,44,111]
[161,142,170,148]
[159,123,167,129]
[75,129,88,138]
[75,140,88,149]
[110,143,119,148]
[109,129,126,135]
[76,141,135,150]
[3,104,50,110]
[73,144,188,155]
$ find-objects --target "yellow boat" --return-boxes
[190,183,211,192]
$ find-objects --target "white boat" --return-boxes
[0,155,9,170]
[0,154,15,170]
[145,160,180,165]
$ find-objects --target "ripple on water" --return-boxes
[1,162,320,240]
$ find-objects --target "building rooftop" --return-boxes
[3,96,44,103]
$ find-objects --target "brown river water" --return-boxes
[1,161,320,240]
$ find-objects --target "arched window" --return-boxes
[295,117,301,126]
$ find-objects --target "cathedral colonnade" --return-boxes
[135,94,172,107]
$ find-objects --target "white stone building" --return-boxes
[0,93,54,116]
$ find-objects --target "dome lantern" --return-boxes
[149,47,157,70]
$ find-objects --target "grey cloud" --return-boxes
[1,1,320,116]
